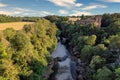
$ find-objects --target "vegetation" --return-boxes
[0,13,120,80]
[0,18,57,80]
[0,14,42,23]
[46,13,120,80]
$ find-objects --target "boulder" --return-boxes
[77,74,84,80]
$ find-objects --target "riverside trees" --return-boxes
[46,13,120,80]
[0,18,57,80]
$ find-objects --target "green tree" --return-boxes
[3,28,16,41]
[90,55,106,69]
[93,67,113,80]
[81,14,85,19]
[115,67,120,80]
[81,45,94,62]
[109,35,120,50]
[86,35,97,45]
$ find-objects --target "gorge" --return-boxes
[51,41,76,80]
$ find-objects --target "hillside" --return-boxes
[0,19,58,80]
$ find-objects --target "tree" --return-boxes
[90,55,106,69]
[93,67,113,80]
[93,44,108,56]
[3,28,16,41]
[109,35,120,49]
[101,14,113,27]
[115,67,120,80]
[0,59,19,80]
[11,32,30,51]
[86,35,97,45]
[81,14,85,19]
[81,45,94,62]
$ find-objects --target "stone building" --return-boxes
[76,16,102,27]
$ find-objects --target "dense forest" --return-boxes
[46,13,120,80]
[0,18,58,80]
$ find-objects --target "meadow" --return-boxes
[0,22,34,30]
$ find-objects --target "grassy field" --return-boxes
[0,22,34,30]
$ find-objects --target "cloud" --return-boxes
[99,0,120,3]
[0,10,22,15]
[0,3,7,7]
[0,11,12,15]
[47,0,83,8]
[58,10,68,14]
[75,3,83,7]
[82,4,107,10]
[40,11,54,16]
[69,10,92,16]
[0,7,32,16]
[14,7,32,12]
[0,10,40,16]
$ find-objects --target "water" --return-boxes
[51,42,76,80]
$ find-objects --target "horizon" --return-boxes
[0,0,120,17]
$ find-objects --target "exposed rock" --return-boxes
[57,37,60,41]
[77,74,84,80]
[61,37,67,43]
[54,57,63,61]
[73,51,80,58]
[73,46,79,52]
[78,59,81,63]
[41,61,54,80]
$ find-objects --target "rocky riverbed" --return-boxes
[51,42,76,80]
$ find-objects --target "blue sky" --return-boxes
[0,0,120,16]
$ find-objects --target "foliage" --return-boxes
[0,14,21,23]
[81,45,94,62]
[3,28,16,41]
[0,18,57,80]
[109,35,120,49]
[93,67,113,80]
[90,56,106,69]
[0,14,41,23]
[50,13,120,80]
[115,67,120,80]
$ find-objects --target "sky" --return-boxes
[0,0,120,16]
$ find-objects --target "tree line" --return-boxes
[0,14,42,23]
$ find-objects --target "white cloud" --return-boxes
[41,11,51,15]
[0,3,7,7]
[99,0,120,3]
[69,10,92,16]
[82,4,107,10]
[75,3,83,7]
[14,11,22,14]
[40,11,54,16]
[14,7,32,12]
[0,10,21,15]
[47,0,83,8]
[58,10,68,14]
[0,11,12,15]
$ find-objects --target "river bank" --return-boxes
[61,37,91,80]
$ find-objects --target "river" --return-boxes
[51,42,76,80]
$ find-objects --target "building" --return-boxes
[76,16,102,27]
